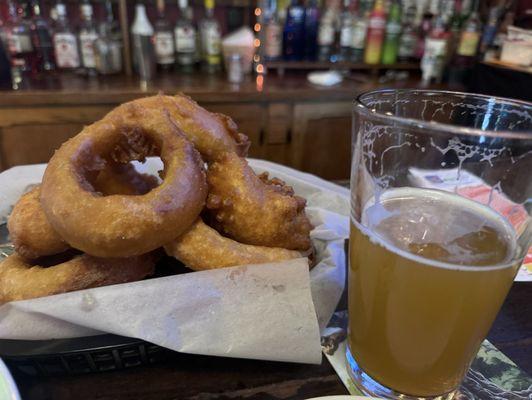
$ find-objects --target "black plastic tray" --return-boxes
[0,334,170,376]
[0,255,188,377]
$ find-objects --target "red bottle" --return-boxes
[364,0,386,64]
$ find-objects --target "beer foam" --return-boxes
[352,187,519,272]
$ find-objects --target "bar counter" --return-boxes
[0,71,436,179]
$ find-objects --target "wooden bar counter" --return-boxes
[0,71,428,180]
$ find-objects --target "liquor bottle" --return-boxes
[264,0,282,61]
[338,0,353,62]
[350,1,368,62]
[479,6,500,58]
[154,0,175,70]
[421,13,449,83]
[6,0,35,83]
[317,3,337,62]
[78,0,98,74]
[175,0,197,69]
[455,0,480,61]
[363,0,385,64]
[94,0,122,74]
[200,0,222,72]
[304,0,319,60]
[30,0,55,71]
[282,0,305,61]
[53,1,80,69]
[428,0,440,17]
[415,9,432,60]
[397,5,418,62]
[381,0,401,64]
[131,2,155,81]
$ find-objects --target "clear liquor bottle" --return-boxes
[397,5,418,62]
[131,2,155,81]
[175,0,198,70]
[317,0,337,61]
[154,0,175,70]
[338,0,353,62]
[30,0,55,71]
[53,1,79,69]
[78,0,98,74]
[7,0,35,81]
[350,1,368,63]
[200,0,221,72]
[94,0,122,74]
[264,0,282,61]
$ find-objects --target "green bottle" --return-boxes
[381,1,401,65]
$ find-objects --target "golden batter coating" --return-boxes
[8,186,69,260]
[107,94,250,161]
[40,104,207,258]
[164,219,304,271]
[206,152,313,251]
[0,252,156,305]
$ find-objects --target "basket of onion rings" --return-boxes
[0,94,349,376]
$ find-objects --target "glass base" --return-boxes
[346,346,457,400]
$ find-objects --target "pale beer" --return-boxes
[348,188,520,397]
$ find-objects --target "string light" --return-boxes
[254,23,261,32]
[256,75,264,92]
[256,64,264,74]
[254,7,261,16]
[254,38,260,47]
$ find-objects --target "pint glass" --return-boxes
[348,90,532,399]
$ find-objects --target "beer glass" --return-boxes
[348,90,532,399]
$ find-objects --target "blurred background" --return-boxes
[0,0,530,180]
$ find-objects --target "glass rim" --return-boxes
[354,89,532,141]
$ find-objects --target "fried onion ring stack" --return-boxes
[1,94,313,304]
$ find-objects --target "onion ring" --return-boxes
[164,219,304,271]
[8,186,69,260]
[107,94,250,161]
[8,164,160,260]
[40,104,207,258]
[0,252,155,305]
[206,152,313,251]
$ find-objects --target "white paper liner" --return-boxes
[0,159,350,364]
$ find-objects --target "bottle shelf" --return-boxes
[264,60,420,73]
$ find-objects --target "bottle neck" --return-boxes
[33,2,42,18]
[55,3,67,22]
[156,0,165,17]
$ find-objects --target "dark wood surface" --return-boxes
[10,281,531,400]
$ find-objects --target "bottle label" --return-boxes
[175,26,196,53]
[265,23,281,58]
[457,31,480,57]
[386,21,401,36]
[340,26,352,47]
[398,32,417,58]
[204,26,221,57]
[318,23,334,46]
[80,31,98,68]
[81,4,93,18]
[422,37,447,80]
[351,22,367,49]
[368,17,385,30]
[155,31,175,64]
[54,33,80,68]
[8,33,32,54]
